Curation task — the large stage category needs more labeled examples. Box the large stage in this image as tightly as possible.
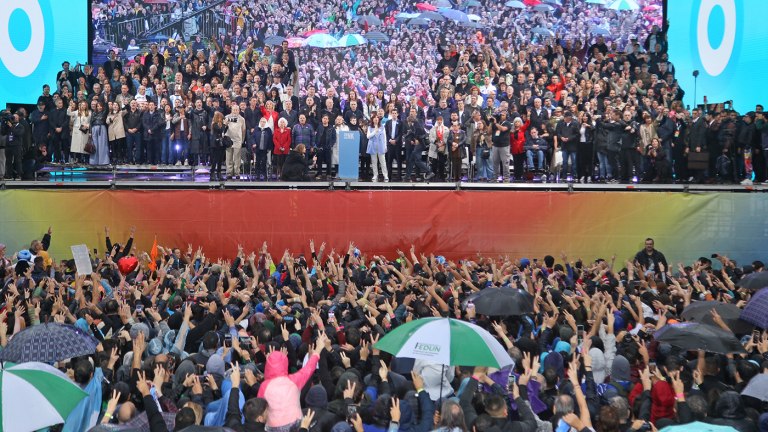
[5,164,768,193]
[1,187,766,265]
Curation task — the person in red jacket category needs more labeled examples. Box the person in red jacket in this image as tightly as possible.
[273,118,292,179]
[510,114,530,181]
[546,75,566,102]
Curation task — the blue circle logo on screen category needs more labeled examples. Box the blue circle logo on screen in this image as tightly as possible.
[695,0,737,77]
[0,0,53,78]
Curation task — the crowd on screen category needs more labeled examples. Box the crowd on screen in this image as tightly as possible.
[2,229,768,432]
[2,0,767,184]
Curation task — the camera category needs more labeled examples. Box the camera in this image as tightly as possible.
[0,111,12,135]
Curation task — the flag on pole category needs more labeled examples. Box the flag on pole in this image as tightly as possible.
[149,236,158,272]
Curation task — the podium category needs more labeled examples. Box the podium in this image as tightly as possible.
[338,130,360,180]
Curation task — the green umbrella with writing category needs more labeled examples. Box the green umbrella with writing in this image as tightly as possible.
[374,317,512,368]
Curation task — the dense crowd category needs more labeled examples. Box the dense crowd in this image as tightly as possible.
[3,0,767,184]
[1,229,768,432]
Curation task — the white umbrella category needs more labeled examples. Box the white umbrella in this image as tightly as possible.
[467,14,481,21]
[1,362,87,432]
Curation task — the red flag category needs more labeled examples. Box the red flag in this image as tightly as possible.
[149,236,158,272]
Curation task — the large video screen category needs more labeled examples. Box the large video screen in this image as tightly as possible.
[668,0,768,112]
[0,0,89,105]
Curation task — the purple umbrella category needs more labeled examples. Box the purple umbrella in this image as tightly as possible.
[741,288,768,329]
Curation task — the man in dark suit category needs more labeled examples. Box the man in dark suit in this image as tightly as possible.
[455,100,472,128]
[385,107,404,180]
[529,98,550,132]
[141,101,163,165]
[555,111,581,180]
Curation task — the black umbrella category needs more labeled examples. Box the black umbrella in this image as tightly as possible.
[653,322,746,354]
[736,272,768,291]
[0,323,99,364]
[680,301,753,334]
[467,288,534,316]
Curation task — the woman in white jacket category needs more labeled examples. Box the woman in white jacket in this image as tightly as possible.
[366,115,388,182]
[333,115,348,168]
[68,100,91,164]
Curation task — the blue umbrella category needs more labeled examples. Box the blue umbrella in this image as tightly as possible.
[607,0,639,11]
[533,4,554,12]
[263,35,286,46]
[306,33,338,48]
[439,8,470,23]
[357,14,382,25]
[505,0,526,7]
[407,18,431,26]
[420,11,446,21]
[337,34,367,47]
[395,12,420,20]
[0,323,99,364]
[531,26,554,37]
[590,26,611,36]
[659,422,737,432]
[435,0,453,7]
[741,288,768,329]
[586,0,606,4]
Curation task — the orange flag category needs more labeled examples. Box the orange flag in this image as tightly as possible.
[149,236,158,272]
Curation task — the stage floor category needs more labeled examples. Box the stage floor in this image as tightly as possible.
[2,164,765,192]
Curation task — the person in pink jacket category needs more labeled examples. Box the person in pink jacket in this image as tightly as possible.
[257,332,328,431]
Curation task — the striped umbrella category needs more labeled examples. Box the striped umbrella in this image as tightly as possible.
[607,0,639,11]
[1,362,87,432]
[336,34,367,47]
[364,31,390,43]
[374,317,513,368]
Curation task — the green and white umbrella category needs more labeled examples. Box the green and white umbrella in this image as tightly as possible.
[0,362,87,432]
[374,317,513,368]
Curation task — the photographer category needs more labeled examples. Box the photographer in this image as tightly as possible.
[489,110,511,182]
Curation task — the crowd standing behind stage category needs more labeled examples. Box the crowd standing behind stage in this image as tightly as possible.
[1,0,767,184]
[1,230,768,432]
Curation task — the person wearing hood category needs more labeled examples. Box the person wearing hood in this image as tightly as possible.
[302,384,338,432]
[258,332,327,430]
[708,391,757,432]
[226,366,269,432]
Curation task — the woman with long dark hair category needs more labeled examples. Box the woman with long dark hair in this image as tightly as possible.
[210,111,227,181]
[89,100,110,165]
